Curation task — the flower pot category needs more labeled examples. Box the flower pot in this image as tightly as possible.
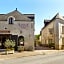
[17,46,24,52]
[6,49,14,54]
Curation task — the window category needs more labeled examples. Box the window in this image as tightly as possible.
[18,36,24,46]
[62,26,64,34]
[62,37,64,49]
[48,39,53,43]
[8,16,15,24]
[49,28,53,34]
[62,37,64,45]
[9,17,14,24]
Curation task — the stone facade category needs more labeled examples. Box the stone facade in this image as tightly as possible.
[41,13,64,50]
[0,9,35,50]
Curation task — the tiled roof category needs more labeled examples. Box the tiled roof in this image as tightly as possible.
[0,14,6,21]
[44,20,50,26]
[41,13,63,31]
[0,9,32,21]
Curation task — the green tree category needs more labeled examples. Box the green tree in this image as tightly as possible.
[35,34,40,40]
[34,34,41,46]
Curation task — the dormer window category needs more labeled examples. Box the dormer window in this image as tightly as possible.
[9,17,13,24]
[8,16,15,24]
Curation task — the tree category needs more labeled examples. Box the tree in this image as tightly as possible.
[34,34,41,46]
[35,34,40,40]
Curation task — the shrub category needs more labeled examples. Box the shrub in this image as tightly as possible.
[35,40,42,46]
[48,43,55,49]
[17,46,24,52]
[4,39,15,50]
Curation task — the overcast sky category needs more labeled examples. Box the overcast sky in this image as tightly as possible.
[0,0,64,34]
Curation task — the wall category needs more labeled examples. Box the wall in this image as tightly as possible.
[0,20,34,50]
[41,21,54,45]
[51,18,64,49]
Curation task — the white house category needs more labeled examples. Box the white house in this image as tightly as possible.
[41,13,64,49]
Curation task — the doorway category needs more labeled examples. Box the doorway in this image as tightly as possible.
[18,36,24,46]
[0,34,11,49]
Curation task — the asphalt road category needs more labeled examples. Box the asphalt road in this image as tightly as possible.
[0,52,64,64]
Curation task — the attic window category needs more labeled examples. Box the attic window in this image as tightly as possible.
[8,16,15,24]
[9,17,14,24]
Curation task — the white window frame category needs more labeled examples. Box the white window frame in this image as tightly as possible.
[7,16,15,24]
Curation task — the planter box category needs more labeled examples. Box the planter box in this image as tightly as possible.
[6,50,14,54]
[17,46,24,52]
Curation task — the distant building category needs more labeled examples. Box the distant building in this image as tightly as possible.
[41,13,64,49]
[0,8,35,50]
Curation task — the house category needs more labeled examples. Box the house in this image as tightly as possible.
[41,13,64,50]
[0,8,35,51]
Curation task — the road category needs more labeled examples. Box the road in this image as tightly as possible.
[0,52,64,64]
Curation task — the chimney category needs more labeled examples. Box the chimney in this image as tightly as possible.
[16,8,17,11]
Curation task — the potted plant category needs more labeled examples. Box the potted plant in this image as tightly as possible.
[4,39,15,54]
[18,38,24,52]
[17,46,24,52]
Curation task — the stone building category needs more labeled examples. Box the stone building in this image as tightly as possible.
[0,8,35,50]
[41,13,64,49]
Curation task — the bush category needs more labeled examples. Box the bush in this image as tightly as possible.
[17,46,24,52]
[48,43,55,49]
[35,40,42,46]
[38,41,42,46]
[4,39,15,50]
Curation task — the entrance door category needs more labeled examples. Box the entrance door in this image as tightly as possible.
[18,36,24,46]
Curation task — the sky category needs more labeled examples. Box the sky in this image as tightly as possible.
[0,0,64,34]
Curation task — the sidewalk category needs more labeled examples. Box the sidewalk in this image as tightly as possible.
[0,50,64,60]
